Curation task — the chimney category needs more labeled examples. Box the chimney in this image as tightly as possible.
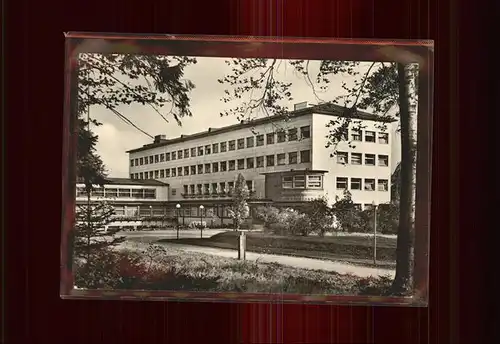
[153,134,167,144]
[208,128,212,132]
[294,101,309,111]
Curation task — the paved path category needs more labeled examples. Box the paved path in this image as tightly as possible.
[119,241,395,278]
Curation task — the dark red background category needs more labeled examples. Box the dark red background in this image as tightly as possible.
[3,0,492,343]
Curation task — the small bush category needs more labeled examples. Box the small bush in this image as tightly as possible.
[189,221,207,229]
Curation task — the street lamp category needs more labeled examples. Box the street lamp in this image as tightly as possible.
[372,201,378,265]
[199,205,204,238]
[149,205,153,231]
[176,203,181,239]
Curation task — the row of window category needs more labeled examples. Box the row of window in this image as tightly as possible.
[336,177,389,192]
[281,175,324,189]
[76,187,157,199]
[336,152,389,167]
[111,205,238,218]
[181,180,254,196]
[130,126,312,167]
[130,150,312,180]
[350,130,389,144]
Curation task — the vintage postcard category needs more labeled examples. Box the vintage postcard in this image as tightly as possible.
[61,33,433,306]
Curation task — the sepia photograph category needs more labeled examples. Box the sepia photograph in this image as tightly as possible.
[61,34,432,305]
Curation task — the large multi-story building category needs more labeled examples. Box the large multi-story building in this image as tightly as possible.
[124,102,398,226]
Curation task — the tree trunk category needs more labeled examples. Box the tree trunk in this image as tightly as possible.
[391,63,417,295]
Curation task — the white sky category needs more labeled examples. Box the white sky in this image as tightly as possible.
[89,58,401,177]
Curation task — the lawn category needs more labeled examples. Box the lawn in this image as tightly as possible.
[157,231,397,266]
[74,244,393,296]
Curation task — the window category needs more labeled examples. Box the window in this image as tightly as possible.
[246,157,254,169]
[351,178,362,190]
[336,177,350,189]
[266,155,275,167]
[197,184,203,194]
[220,142,227,152]
[132,189,143,198]
[139,157,144,165]
[130,159,134,167]
[365,131,376,142]
[165,153,170,161]
[212,143,219,153]
[266,133,274,144]
[171,189,177,196]
[149,171,154,179]
[159,154,164,162]
[205,163,211,173]
[256,156,264,167]
[228,160,236,171]
[365,154,376,166]
[160,169,165,178]
[246,180,253,191]
[256,134,264,146]
[378,132,389,144]
[204,184,210,195]
[228,182,234,192]
[165,169,171,178]
[205,145,211,155]
[351,153,362,165]
[144,189,156,199]
[282,176,293,188]
[220,161,227,171]
[144,157,149,165]
[378,155,389,167]
[289,152,298,164]
[114,206,125,216]
[237,138,245,149]
[190,165,196,175]
[219,182,226,193]
[352,130,362,141]
[154,170,159,179]
[293,175,306,188]
[182,185,188,195]
[130,173,135,179]
[76,187,88,197]
[246,137,254,148]
[337,152,348,164]
[171,152,177,160]
[197,164,203,174]
[198,146,204,156]
[191,147,196,157]
[139,172,144,179]
[307,175,323,188]
[237,159,245,170]
[211,183,218,193]
[149,156,154,164]
[155,154,159,163]
[288,128,298,141]
[171,168,176,177]
[378,179,389,191]
[184,149,190,158]
[300,125,311,139]
[189,185,195,194]
[277,153,286,165]
[300,150,311,163]
[228,140,236,151]
[177,150,183,159]
[212,162,219,173]
[277,131,286,143]
[184,166,190,176]
[364,178,376,191]
[177,167,183,176]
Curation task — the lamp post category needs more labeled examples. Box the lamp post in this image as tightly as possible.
[372,201,378,265]
[149,205,153,231]
[199,205,205,238]
[176,203,181,239]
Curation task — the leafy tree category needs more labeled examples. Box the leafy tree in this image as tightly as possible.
[220,58,418,295]
[255,205,281,230]
[228,174,250,230]
[302,197,335,236]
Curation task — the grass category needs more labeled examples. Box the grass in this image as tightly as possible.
[157,231,397,267]
[76,244,394,296]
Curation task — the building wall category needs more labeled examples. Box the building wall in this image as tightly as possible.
[311,113,393,208]
[129,114,314,202]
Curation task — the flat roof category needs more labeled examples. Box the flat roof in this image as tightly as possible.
[260,169,329,175]
[126,103,397,154]
[103,178,169,187]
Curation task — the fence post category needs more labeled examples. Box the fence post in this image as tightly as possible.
[238,231,246,260]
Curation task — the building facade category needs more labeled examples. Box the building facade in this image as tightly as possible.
[125,103,397,226]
